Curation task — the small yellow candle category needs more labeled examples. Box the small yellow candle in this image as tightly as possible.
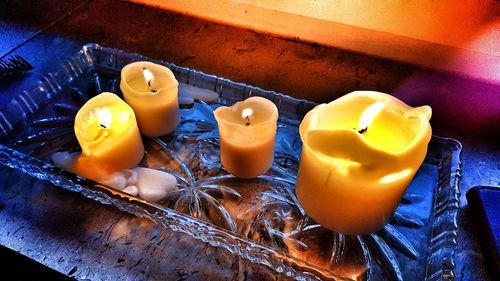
[120,61,180,137]
[214,97,278,178]
[73,92,144,180]
[296,91,432,234]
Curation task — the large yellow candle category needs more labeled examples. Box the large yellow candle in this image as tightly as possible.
[214,97,278,178]
[73,92,144,180]
[120,61,180,137]
[296,91,432,234]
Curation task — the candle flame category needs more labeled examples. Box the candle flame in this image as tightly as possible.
[241,108,253,125]
[358,101,384,132]
[143,67,155,91]
[97,108,112,129]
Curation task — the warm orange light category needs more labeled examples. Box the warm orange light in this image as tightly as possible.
[131,0,498,82]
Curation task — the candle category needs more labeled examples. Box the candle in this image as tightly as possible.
[214,96,278,178]
[296,91,432,234]
[120,61,180,137]
[73,92,144,180]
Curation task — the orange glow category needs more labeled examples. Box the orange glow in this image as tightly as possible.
[130,0,499,83]
[236,1,495,46]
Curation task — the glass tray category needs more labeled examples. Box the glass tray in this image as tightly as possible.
[0,44,462,281]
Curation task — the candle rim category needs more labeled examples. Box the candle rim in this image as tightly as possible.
[120,61,179,96]
[75,92,139,145]
[300,91,432,157]
[305,128,400,165]
[214,96,279,128]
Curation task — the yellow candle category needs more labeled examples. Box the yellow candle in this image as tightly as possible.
[214,97,278,178]
[73,92,144,180]
[296,91,432,234]
[120,61,180,137]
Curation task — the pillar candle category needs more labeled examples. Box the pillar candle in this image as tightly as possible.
[73,92,144,180]
[214,96,278,178]
[120,61,180,137]
[296,91,432,234]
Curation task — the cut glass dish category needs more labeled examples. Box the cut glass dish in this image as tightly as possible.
[0,44,462,281]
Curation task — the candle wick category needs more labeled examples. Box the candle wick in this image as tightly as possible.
[94,124,109,140]
[357,127,368,134]
[241,108,253,126]
[147,80,158,93]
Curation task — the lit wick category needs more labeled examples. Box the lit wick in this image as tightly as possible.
[95,108,112,139]
[97,108,112,129]
[143,67,157,93]
[241,108,253,126]
[356,101,384,135]
[357,127,368,134]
